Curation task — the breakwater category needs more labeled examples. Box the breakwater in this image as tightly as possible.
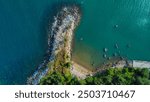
[27,6,81,85]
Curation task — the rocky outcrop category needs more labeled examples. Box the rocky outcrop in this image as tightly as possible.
[27,6,81,85]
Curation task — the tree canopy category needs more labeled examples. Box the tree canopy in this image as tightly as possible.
[40,68,150,85]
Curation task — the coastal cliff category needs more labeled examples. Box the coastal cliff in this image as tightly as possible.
[27,6,81,85]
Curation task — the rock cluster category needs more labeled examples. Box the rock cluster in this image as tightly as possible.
[27,6,81,85]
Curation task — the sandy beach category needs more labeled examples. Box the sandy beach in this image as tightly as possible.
[71,61,93,79]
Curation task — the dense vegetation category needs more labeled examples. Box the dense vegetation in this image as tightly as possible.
[40,35,150,85]
[40,71,80,85]
[40,68,150,85]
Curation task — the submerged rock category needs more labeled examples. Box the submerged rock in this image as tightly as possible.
[80,37,83,41]
[115,43,119,49]
[103,54,107,58]
[107,57,111,60]
[114,24,119,28]
[126,44,131,48]
[113,53,117,57]
[103,48,108,52]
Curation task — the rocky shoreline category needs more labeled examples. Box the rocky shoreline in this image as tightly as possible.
[27,6,81,85]
[27,5,150,85]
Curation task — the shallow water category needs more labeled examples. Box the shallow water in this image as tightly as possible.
[73,0,150,69]
[0,0,150,84]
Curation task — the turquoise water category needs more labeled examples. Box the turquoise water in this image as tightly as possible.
[0,0,81,84]
[0,0,53,84]
[73,0,150,69]
[0,0,63,84]
[0,0,150,84]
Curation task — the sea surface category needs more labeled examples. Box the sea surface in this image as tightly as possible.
[0,0,59,84]
[0,0,150,84]
[73,0,150,69]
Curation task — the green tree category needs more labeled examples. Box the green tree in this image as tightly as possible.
[69,77,80,85]
[102,75,113,85]
[40,71,65,85]
[85,77,94,85]
[141,68,149,78]
[93,77,102,85]
[135,76,150,85]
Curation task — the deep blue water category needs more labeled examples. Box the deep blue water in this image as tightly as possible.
[0,0,55,84]
[1,0,150,84]
[0,0,81,85]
